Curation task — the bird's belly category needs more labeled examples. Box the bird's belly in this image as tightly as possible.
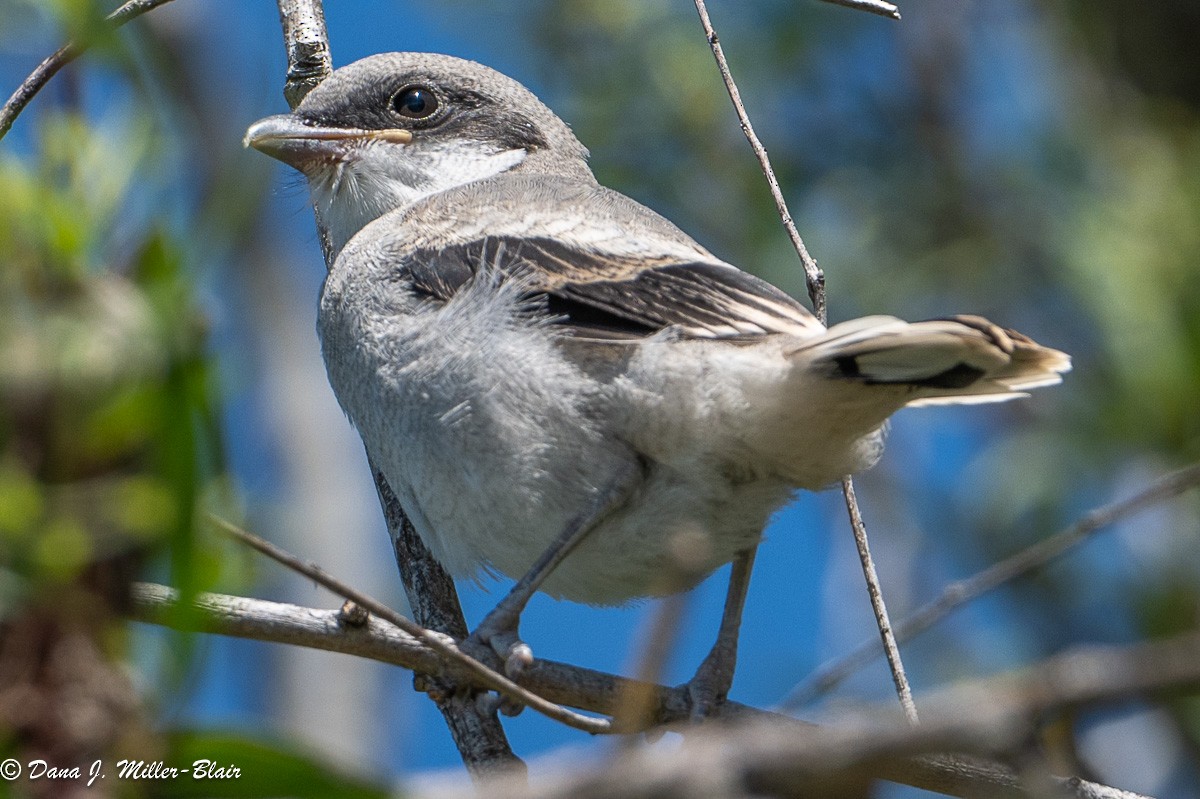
[361,355,794,604]
[319,283,881,606]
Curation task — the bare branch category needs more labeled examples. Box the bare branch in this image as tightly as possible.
[128,582,691,724]
[692,0,915,720]
[0,0,177,141]
[691,0,826,321]
[129,581,1174,798]
[371,464,524,776]
[425,631,1196,799]
[211,516,615,735]
[276,0,333,109]
[817,0,901,21]
[785,462,1200,708]
[841,476,919,724]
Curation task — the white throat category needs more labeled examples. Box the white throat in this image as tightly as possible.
[309,139,527,259]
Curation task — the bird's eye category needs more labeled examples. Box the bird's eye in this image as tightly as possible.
[392,86,439,119]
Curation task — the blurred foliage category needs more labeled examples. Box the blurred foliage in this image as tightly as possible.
[1,5,262,796]
[0,108,219,799]
[0,1,391,792]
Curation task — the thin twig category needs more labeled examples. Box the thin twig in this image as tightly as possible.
[842,476,919,724]
[784,462,1200,709]
[691,0,826,321]
[209,516,615,735]
[693,0,917,720]
[0,0,177,141]
[817,0,901,21]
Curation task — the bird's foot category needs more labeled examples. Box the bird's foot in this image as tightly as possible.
[465,603,534,679]
[683,639,737,721]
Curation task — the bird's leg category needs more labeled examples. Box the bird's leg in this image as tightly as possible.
[467,467,636,678]
[684,546,758,720]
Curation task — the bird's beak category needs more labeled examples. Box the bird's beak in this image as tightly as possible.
[244,114,413,169]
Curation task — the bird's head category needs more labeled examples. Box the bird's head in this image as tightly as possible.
[246,52,593,256]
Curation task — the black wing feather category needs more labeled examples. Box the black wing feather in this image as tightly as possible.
[400,236,815,340]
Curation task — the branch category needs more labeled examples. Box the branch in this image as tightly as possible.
[691,0,825,319]
[129,581,1176,798]
[785,463,1200,708]
[276,0,332,108]
[211,516,613,735]
[841,476,919,724]
[370,462,526,775]
[129,582,697,725]
[692,0,915,720]
[430,631,1198,799]
[0,0,177,141]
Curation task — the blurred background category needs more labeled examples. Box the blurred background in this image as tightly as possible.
[1,0,1198,796]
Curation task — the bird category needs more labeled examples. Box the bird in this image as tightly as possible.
[246,51,1069,713]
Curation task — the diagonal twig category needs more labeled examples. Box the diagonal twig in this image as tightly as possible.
[209,515,616,735]
[818,0,901,21]
[691,0,826,320]
[783,462,1200,709]
[841,476,919,724]
[692,0,917,722]
[0,0,178,141]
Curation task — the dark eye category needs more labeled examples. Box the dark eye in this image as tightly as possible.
[392,86,439,119]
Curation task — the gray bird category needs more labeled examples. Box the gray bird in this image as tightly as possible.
[246,52,1069,712]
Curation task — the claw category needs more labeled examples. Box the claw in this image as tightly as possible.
[474,690,526,717]
[497,635,534,678]
[466,606,535,679]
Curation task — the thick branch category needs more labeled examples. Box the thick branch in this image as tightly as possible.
[372,464,527,778]
[0,0,177,141]
[129,582,695,724]
[432,630,1196,799]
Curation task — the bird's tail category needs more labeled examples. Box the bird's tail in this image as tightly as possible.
[789,314,1071,407]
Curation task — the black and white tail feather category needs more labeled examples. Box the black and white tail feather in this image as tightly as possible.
[795,314,1071,407]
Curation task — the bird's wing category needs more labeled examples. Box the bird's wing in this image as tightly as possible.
[398,235,821,341]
